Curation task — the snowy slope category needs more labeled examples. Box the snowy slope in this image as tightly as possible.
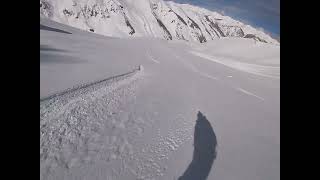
[41,18,279,180]
[40,0,279,44]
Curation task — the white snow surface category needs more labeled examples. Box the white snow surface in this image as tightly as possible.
[40,0,279,44]
[40,18,279,180]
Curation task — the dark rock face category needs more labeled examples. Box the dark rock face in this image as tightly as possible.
[204,15,225,37]
[221,25,245,37]
[63,9,74,16]
[174,11,187,26]
[188,17,206,43]
[155,18,173,40]
[124,14,135,35]
[244,34,267,43]
[40,0,53,17]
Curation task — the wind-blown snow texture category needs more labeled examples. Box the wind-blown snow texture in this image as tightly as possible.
[40,18,279,180]
[40,0,279,44]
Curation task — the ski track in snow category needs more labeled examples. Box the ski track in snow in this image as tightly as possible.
[146,51,160,64]
[198,72,219,80]
[40,64,195,180]
[189,51,280,79]
[125,114,195,180]
[236,88,265,101]
[172,53,197,73]
[171,50,266,102]
[172,52,219,81]
[40,66,145,179]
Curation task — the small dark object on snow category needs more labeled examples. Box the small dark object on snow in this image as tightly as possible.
[89,29,94,32]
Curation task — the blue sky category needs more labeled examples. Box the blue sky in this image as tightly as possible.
[167,0,280,39]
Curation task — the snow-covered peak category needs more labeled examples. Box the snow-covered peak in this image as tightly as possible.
[40,0,279,44]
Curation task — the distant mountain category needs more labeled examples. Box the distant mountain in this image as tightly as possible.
[40,0,279,44]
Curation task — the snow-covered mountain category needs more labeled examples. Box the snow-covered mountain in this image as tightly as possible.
[40,0,279,44]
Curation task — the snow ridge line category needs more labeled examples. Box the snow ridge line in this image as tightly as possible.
[40,65,143,102]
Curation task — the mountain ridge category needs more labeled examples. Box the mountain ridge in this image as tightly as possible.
[40,0,279,44]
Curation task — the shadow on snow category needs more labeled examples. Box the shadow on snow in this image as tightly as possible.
[40,24,72,34]
[178,111,217,180]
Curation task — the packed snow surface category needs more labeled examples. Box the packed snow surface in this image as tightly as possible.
[40,18,279,180]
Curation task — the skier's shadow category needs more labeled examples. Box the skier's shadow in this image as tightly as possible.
[178,111,217,180]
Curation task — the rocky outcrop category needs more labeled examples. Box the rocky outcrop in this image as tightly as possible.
[40,0,276,44]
